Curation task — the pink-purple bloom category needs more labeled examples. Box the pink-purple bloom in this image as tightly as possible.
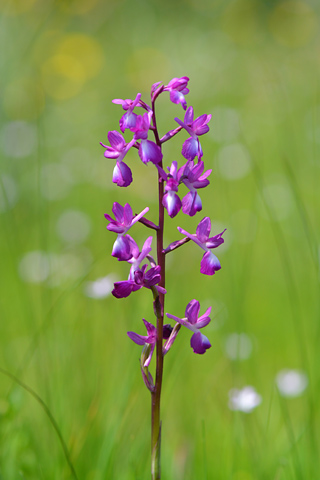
[112,93,142,132]
[178,217,226,275]
[162,161,182,218]
[178,160,211,216]
[112,264,165,299]
[130,112,162,165]
[100,131,136,187]
[104,202,149,261]
[127,320,173,367]
[166,299,212,354]
[164,77,190,110]
[175,106,211,160]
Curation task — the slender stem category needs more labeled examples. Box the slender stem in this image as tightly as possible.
[151,98,165,480]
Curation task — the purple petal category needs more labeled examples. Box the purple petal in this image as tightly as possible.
[200,251,221,275]
[181,137,199,161]
[196,308,211,329]
[120,112,138,133]
[113,161,133,187]
[182,191,202,216]
[163,191,182,218]
[108,131,125,151]
[206,229,226,248]
[185,299,201,325]
[127,331,148,345]
[123,203,133,226]
[142,318,157,340]
[190,331,211,354]
[139,140,162,164]
[112,202,124,223]
[170,90,187,110]
[112,235,132,261]
[126,234,140,258]
[112,280,140,298]
[184,106,194,125]
[196,217,211,243]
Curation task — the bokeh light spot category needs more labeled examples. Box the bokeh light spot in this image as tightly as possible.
[225,333,253,361]
[56,210,91,245]
[55,34,104,79]
[40,163,73,201]
[268,1,317,48]
[221,0,262,46]
[0,175,18,213]
[276,369,308,397]
[0,121,38,158]
[41,54,86,100]
[19,251,50,284]
[217,143,251,180]
[210,107,240,143]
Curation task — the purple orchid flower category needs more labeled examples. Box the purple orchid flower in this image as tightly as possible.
[178,160,211,216]
[164,77,190,110]
[178,217,226,275]
[175,106,211,161]
[100,131,136,187]
[112,93,142,132]
[112,236,166,298]
[130,112,162,165]
[112,264,166,299]
[166,299,212,354]
[104,202,149,261]
[162,161,182,218]
[127,320,173,367]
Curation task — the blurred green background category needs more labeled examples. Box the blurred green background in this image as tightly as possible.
[1,0,319,478]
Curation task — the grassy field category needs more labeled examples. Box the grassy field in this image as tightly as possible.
[1,0,319,478]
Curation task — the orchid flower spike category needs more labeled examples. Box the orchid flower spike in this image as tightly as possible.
[166,299,212,354]
[178,217,226,275]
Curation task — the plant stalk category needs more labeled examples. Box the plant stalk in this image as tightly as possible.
[151,99,165,480]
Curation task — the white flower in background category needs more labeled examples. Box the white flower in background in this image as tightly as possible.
[228,386,262,413]
[84,275,118,299]
[225,333,253,361]
[276,369,308,398]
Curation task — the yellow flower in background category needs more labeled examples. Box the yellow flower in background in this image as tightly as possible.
[40,33,104,100]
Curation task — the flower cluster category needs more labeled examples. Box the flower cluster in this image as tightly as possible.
[101,76,226,387]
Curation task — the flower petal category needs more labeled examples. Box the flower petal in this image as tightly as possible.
[112,235,132,261]
[127,331,148,345]
[108,130,125,150]
[112,280,140,298]
[185,299,201,325]
[181,137,199,161]
[163,191,182,218]
[190,331,211,354]
[200,251,221,275]
[139,140,162,164]
[196,217,211,244]
[113,161,133,187]
[182,191,202,216]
